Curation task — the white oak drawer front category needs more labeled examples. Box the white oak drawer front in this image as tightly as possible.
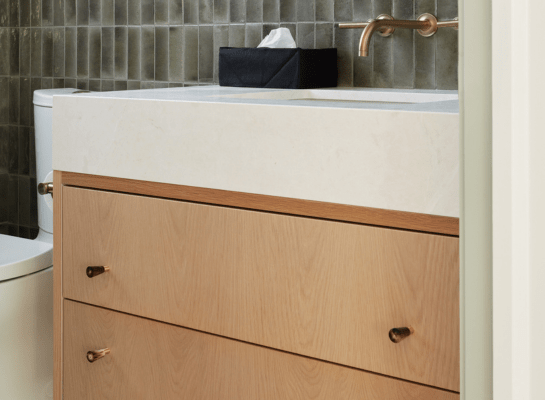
[62,186,459,391]
[63,300,459,400]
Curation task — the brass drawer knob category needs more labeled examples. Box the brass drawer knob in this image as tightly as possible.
[87,348,110,363]
[389,327,414,343]
[86,266,110,278]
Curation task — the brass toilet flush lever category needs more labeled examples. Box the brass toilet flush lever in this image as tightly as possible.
[339,14,459,57]
[38,182,53,197]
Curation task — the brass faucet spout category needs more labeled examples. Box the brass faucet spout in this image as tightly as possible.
[339,13,457,57]
[359,18,430,57]
[358,20,381,57]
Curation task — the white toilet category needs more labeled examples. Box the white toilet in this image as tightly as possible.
[0,88,80,399]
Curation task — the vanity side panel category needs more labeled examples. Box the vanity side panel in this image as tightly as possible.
[53,170,64,400]
[63,300,459,400]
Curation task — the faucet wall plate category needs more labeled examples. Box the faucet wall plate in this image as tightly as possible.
[417,13,439,37]
[376,14,395,37]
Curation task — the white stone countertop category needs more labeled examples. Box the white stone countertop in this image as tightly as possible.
[53,85,459,218]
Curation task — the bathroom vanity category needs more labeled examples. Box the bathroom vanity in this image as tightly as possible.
[52,87,460,399]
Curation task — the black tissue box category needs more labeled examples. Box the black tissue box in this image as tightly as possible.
[219,47,337,89]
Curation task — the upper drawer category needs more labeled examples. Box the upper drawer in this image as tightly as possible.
[62,186,459,391]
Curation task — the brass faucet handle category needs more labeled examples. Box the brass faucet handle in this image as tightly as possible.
[87,348,111,363]
[86,266,110,278]
[388,327,414,343]
[338,22,369,29]
[438,17,459,30]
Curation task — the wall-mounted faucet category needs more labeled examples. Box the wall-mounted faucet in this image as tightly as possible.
[339,13,459,57]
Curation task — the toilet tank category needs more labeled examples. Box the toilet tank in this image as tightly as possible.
[33,89,81,234]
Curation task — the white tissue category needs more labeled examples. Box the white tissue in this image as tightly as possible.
[257,28,297,48]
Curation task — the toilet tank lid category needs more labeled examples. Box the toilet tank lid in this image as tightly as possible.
[0,234,53,282]
[33,88,83,108]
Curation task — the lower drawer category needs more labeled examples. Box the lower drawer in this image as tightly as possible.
[63,300,458,400]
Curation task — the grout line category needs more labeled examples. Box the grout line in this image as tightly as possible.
[167,0,170,83]
[85,0,88,85]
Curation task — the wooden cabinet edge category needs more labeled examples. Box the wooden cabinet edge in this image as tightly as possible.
[58,171,459,236]
[53,171,64,400]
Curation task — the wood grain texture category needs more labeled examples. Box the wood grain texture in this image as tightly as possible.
[63,300,459,400]
[61,172,459,236]
[62,186,460,390]
[53,171,63,400]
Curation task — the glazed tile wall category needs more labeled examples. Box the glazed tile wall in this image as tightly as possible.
[0,0,458,238]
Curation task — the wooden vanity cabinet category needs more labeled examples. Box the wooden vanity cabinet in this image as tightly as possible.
[53,172,460,400]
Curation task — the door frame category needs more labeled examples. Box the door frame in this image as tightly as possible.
[462,0,545,398]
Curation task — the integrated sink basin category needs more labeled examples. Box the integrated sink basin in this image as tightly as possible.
[217,88,459,105]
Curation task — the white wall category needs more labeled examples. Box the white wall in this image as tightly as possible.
[460,0,493,398]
